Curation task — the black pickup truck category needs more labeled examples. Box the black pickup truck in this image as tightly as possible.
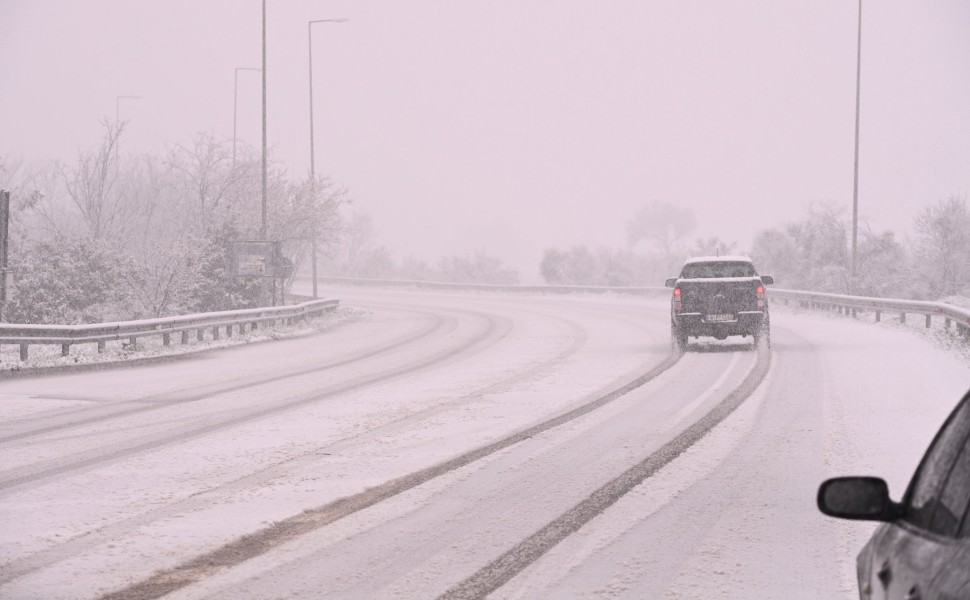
[664,256,774,351]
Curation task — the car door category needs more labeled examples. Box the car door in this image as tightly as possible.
[860,396,970,600]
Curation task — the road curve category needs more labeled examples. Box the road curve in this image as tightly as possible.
[0,288,672,598]
[3,287,962,599]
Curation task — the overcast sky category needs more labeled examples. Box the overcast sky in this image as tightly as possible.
[1,1,968,277]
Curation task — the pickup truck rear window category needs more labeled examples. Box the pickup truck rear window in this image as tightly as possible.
[681,262,756,279]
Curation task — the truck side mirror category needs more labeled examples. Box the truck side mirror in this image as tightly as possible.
[664,278,677,288]
[760,275,774,285]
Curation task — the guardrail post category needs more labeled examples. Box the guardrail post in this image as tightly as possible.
[97,341,105,353]
[61,343,69,357]
[875,310,881,323]
[226,324,233,337]
[213,327,220,341]
[20,343,27,361]
[197,328,204,341]
[925,314,931,329]
[181,331,189,344]
[129,336,137,348]
[900,312,906,324]
[163,333,171,346]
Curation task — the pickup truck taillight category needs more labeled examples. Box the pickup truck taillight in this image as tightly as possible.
[756,285,765,310]
[673,287,683,313]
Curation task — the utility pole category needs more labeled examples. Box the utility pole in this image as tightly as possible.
[0,190,10,322]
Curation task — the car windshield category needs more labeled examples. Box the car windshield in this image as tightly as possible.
[680,262,756,279]
[3,4,969,600]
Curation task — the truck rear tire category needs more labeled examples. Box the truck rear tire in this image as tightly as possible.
[753,320,770,349]
[672,322,688,352]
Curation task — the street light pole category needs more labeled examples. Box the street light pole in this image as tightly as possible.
[233,67,261,166]
[261,0,268,241]
[308,18,347,299]
[850,0,863,293]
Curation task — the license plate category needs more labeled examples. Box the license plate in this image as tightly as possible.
[706,314,735,322]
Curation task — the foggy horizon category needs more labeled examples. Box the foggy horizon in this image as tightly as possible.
[2,0,969,279]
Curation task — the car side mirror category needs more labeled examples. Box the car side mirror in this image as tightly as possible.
[664,278,677,288]
[760,275,774,285]
[817,477,901,522]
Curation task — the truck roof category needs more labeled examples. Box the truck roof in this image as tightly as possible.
[682,255,753,265]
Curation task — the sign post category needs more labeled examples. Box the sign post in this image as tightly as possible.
[228,240,290,307]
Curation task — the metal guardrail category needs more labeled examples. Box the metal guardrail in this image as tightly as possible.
[15,275,959,364]
[769,288,970,336]
[0,298,340,361]
[313,276,970,338]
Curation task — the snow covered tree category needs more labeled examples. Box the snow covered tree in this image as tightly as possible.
[913,196,970,297]
[540,246,597,284]
[853,227,914,298]
[437,251,519,285]
[5,235,130,324]
[539,246,656,286]
[750,203,849,293]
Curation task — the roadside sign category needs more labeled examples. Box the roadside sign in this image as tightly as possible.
[229,240,280,278]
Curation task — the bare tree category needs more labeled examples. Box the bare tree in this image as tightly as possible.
[61,120,138,240]
[168,133,257,234]
[268,174,347,295]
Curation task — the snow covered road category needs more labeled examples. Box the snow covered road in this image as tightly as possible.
[0,287,967,599]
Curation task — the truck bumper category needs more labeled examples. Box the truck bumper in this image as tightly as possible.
[674,311,766,338]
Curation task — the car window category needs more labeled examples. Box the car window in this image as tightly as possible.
[680,262,755,279]
[906,398,970,537]
[931,437,970,537]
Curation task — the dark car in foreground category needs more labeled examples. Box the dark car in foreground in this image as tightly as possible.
[664,255,774,351]
[818,388,970,599]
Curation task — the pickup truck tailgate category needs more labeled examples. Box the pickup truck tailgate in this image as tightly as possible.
[677,278,761,315]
